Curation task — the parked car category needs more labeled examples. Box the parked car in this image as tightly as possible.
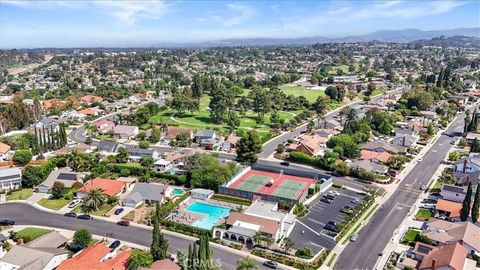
[351,198,361,204]
[0,220,15,226]
[68,199,82,209]
[417,158,423,162]
[320,198,332,204]
[109,240,121,250]
[263,260,278,269]
[114,208,124,215]
[280,161,290,166]
[325,194,335,200]
[420,184,427,190]
[350,233,358,242]
[67,243,83,252]
[324,223,338,232]
[64,212,77,218]
[77,214,92,220]
[116,220,130,227]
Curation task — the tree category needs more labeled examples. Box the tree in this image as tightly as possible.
[448,151,461,162]
[250,87,272,122]
[276,144,285,154]
[325,86,338,100]
[150,128,161,143]
[312,96,330,114]
[326,134,360,158]
[139,141,150,149]
[472,184,479,223]
[151,203,168,260]
[236,130,262,163]
[127,249,153,270]
[73,229,92,248]
[116,147,128,163]
[468,109,478,132]
[140,157,154,167]
[307,120,315,132]
[83,188,106,211]
[226,111,240,131]
[22,165,43,187]
[209,81,235,123]
[51,181,66,199]
[12,149,32,165]
[236,257,258,270]
[188,154,238,190]
[460,182,472,221]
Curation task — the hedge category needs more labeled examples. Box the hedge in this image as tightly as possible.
[107,163,146,176]
[161,219,212,238]
[211,194,252,206]
[151,171,186,185]
[252,248,330,269]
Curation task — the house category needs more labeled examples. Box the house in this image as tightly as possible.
[164,126,193,142]
[295,134,328,156]
[154,159,172,172]
[76,178,126,198]
[422,218,480,255]
[126,146,160,161]
[138,259,181,270]
[191,188,214,200]
[112,125,139,139]
[35,117,60,132]
[27,231,68,249]
[440,184,476,203]
[363,141,406,154]
[392,129,419,147]
[60,110,87,121]
[56,143,92,155]
[435,199,462,222]
[122,183,169,208]
[79,95,103,104]
[94,119,115,134]
[0,142,12,161]
[78,107,103,117]
[350,159,389,175]
[418,242,468,270]
[37,167,81,193]
[465,132,480,144]
[97,140,124,155]
[57,243,130,270]
[313,128,340,138]
[360,149,392,164]
[195,130,216,142]
[453,156,480,174]
[222,134,241,152]
[0,167,22,191]
[318,119,342,130]
[0,245,69,270]
[243,200,296,237]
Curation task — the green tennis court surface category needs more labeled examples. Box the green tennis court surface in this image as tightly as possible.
[237,174,271,192]
[273,180,306,199]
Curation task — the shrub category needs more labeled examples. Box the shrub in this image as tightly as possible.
[13,149,33,165]
[211,194,252,206]
[295,247,314,259]
[73,229,92,248]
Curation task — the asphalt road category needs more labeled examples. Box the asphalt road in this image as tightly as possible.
[334,113,465,270]
[0,203,280,270]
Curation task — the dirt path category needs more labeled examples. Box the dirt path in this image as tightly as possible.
[8,54,54,76]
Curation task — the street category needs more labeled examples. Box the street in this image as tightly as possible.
[0,203,281,270]
[334,112,465,270]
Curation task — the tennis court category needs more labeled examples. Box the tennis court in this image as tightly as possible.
[236,174,271,192]
[273,180,307,200]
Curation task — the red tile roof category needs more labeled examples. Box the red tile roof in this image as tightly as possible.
[418,242,467,270]
[57,243,130,270]
[436,199,462,218]
[77,178,125,196]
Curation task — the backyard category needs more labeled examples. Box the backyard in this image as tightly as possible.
[6,188,33,201]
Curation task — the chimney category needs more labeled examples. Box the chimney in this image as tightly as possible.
[431,259,437,270]
[463,159,467,174]
[402,136,406,147]
[459,239,464,245]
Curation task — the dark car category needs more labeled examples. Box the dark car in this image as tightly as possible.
[116,220,130,227]
[77,214,92,220]
[109,240,121,250]
[64,212,77,218]
[263,260,278,269]
[67,243,84,253]
[320,198,332,204]
[324,223,338,232]
[280,161,290,166]
[0,220,15,226]
[114,208,124,215]
[325,194,335,200]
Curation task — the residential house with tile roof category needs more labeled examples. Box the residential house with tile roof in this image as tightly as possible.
[57,243,130,270]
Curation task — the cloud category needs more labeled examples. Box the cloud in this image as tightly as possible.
[211,3,256,27]
[1,0,168,24]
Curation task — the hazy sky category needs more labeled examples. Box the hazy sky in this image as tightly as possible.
[1,0,479,48]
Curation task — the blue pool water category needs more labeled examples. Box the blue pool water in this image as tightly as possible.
[173,188,185,196]
[185,202,230,230]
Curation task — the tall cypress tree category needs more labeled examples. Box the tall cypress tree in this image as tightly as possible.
[472,184,480,223]
[460,182,472,221]
[187,244,193,270]
[468,109,478,132]
[42,127,48,150]
[191,242,197,270]
[150,216,162,260]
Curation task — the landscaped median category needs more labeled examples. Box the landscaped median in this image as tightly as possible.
[252,247,330,269]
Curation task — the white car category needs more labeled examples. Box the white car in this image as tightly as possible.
[68,199,82,209]
[417,158,423,162]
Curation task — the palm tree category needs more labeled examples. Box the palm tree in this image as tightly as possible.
[83,188,106,211]
[236,257,258,270]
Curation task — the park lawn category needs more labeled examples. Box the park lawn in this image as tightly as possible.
[279,85,325,103]
[6,188,33,201]
[416,209,432,219]
[402,229,420,245]
[38,198,71,210]
[14,227,51,243]
[328,65,350,75]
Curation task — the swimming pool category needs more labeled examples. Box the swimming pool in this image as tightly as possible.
[185,202,230,230]
[173,188,185,196]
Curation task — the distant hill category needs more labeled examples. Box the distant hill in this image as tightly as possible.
[410,35,480,48]
[152,27,480,48]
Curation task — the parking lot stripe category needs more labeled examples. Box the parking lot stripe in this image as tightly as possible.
[296,220,323,236]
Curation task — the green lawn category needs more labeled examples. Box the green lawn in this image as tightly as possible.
[328,65,350,75]
[13,227,50,243]
[6,189,33,201]
[149,95,297,135]
[123,210,135,221]
[416,209,432,219]
[402,229,420,245]
[37,198,71,210]
[74,204,114,217]
[279,85,325,103]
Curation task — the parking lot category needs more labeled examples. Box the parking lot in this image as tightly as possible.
[289,187,366,253]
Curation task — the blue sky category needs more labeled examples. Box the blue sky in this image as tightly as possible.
[1,0,478,48]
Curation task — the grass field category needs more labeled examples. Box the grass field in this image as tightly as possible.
[149,96,298,136]
[13,227,50,243]
[416,209,432,219]
[7,189,33,201]
[38,198,71,210]
[279,85,325,102]
[401,229,420,245]
[74,203,114,217]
